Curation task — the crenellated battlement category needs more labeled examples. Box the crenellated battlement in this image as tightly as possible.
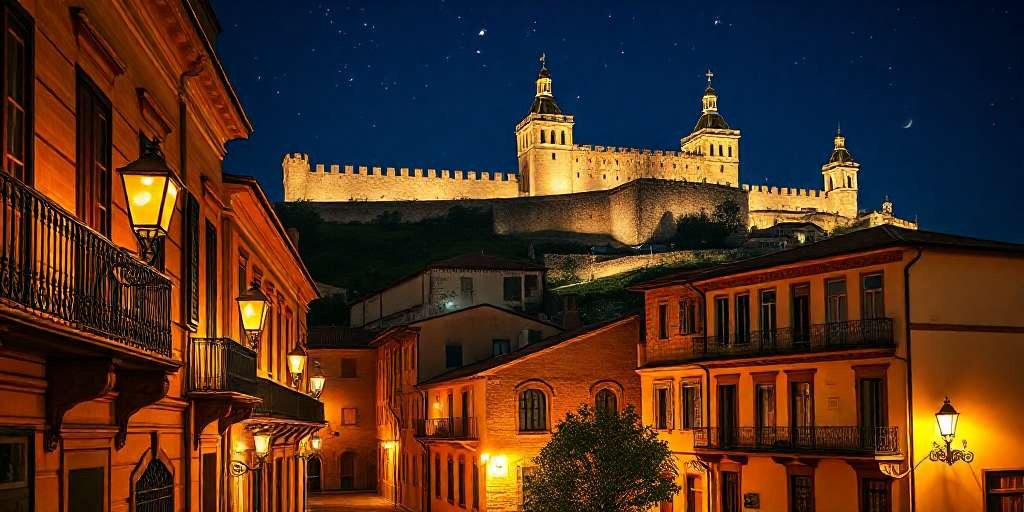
[305,163,518,182]
[573,144,703,159]
[742,183,824,198]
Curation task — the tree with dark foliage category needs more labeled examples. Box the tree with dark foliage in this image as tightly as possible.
[674,199,744,249]
[523,405,679,512]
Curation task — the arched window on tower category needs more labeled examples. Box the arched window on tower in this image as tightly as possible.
[550,130,556,144]
[710,144,715,156]
[719,144,723,156]
[728,145,733,157]
[829,177,834,191]
[847,176,852,188]
[540,130,546,144]
[561,131,566,145]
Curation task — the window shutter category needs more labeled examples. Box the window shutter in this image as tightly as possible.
[182,193,200,330]
[695,384,703,427]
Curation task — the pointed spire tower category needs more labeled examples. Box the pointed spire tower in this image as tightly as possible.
[821,124,860,218]
[680,69,742,186]
[516,54,575,196]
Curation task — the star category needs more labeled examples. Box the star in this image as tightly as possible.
[478,28,486,37]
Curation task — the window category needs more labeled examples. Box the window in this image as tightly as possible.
[679,300,697,334]
[658,303,668,339]
[528,329,542,344]
[434,455,441,498]
[709,144,714,156]
[503,276,523,302]
[791,284,811,344]
[654,382,673,430]
[847,176,852,188]
[540,130,546,143]
[985,470,1024,511]
[183,193,201,330]
[134,459,174,512]
[714,297,729,344]
[681,381,701,429]
[458,457,466,506]
[445,344,463,369]
[862,274,884,319]
[734,294,750,344]
[204,221,217,336]
[492,338,511,356]
[524,274,540,298]
[447,456,454,503]
[860,478,891,512]
[728,146,733,158]
[341,358,357,378]
[719,145,723,156]
[341,408,358,425]
[560,131,565,145]
[755,383,776,429]
[826,279,848,323]
[790,474,814,512]
[721,471,740,512]
[2,2,31,182]
[472,462,480,509]
[685,474,702,512]
[460,277,474,298]
[518,389,547,432]
[551,152,556,160]
[76,70,112,236]
[0,434,30,509]
[759,290,777,341]
[595,388,617,415]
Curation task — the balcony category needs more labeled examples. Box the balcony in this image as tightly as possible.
[187,338,258,396]
[693,426,900,456]
[0,172,171,356]
[645,318,894,365]
[415,417,478,440]
[253,377,325,424]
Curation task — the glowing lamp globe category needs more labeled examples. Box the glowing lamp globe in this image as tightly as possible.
[935,397,960,440]
[286,345,307,388]
[310,433,322,452]
[236,283,270,348]
[119,139,182,263]
[309,361,326,398]
[253,433,272,458]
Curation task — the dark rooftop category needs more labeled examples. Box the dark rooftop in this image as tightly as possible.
[693,111,731,131]
[307,326,377,349]
[530,95,562,115]
[631,225,1024,290]
[827,146,856,164]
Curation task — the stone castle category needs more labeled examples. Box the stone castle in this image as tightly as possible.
[283,60,915,242]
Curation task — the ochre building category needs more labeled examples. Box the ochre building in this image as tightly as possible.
[630,225,1024,512]
[0,1,323,511]
[282,62,916,234]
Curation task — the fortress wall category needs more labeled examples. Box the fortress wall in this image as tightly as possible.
[311,197,500,224]
[282,153,520,202]
[492,188,615,239]
[630,180,748,243]
[743,183,840,214]
[545,248,760,283]
[567,145,732,193]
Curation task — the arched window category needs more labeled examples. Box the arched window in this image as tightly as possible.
[540,130,546,144]
[595,389,618,415]
[719,144,723,156]
[828,177,834,190]
[550,130,556,144]
[560,131,566,145]
[847,176,852,188]
[551,153,556,160]
[728,145,733,157]
[519,389,547,432]
[710,144,714,156]
[134,459,174,511]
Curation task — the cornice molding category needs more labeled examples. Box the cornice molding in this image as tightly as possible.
[71,7,127,83]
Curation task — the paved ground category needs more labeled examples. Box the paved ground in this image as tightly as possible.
[308,492,398,511]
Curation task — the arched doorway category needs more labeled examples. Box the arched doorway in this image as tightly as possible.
[340,452,357,490]
[134,459,174,511]
[306,457,321,492]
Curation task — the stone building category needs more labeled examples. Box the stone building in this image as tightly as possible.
[282,61,916,238]
[629,225,1024,512]
[0,2,322,511]
[348,253,547,329]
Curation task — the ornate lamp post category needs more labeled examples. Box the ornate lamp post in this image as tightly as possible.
[236,282,270,349]
[119,139,182,265]
[230,432,272,477]
[308,361,326,399]
[296,433,322,462]
[929,397,974,465]
[286,344,307,389]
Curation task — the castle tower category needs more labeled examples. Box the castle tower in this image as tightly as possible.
[515,54,575,196]
[680,70,741,186]
[821,126,860,218]
[282,152,311,201]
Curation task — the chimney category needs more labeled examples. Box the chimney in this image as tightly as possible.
[561,293,581,330]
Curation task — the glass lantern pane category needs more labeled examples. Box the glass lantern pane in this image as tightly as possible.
[158,179,179,232]
[122,174,168,226]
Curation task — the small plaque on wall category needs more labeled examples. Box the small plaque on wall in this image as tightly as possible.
[828,396,841,410]
[744,493,760,509]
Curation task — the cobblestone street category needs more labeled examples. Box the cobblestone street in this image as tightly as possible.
[307,492,396,511]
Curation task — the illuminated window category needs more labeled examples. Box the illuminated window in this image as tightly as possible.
[518,389,547,432]
[341,408,358,425]
[654,382,673,430]
[861,274,884,320]
[681,381,701,429]
[2,1,32,182]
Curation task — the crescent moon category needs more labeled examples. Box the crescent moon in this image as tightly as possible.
[902,118,913,129]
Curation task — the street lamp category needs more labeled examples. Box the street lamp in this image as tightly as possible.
[230,432,272,477]
[929,397,974,465]
[236,282,270,349]
[119,139,182,265]
[296,433,322,462]
[308,361,326,399]
[286,344,307,389]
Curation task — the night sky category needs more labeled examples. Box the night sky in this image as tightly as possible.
[211,1,1022,242]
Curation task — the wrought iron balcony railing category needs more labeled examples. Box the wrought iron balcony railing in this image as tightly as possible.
[692,426,900,456]
[415,417,478,440]
[253,377,324,423]
[0,172,171,356]
[646,318,894,364]
[187,338,258,396]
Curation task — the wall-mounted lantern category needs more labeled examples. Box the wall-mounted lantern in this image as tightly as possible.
[929,397,974,466]
[236,282,270,349]
[230,432,272,477]
[119,139,182,264]
[308,360,326,399]
[286,344,308,389]
[296,433,321,462]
